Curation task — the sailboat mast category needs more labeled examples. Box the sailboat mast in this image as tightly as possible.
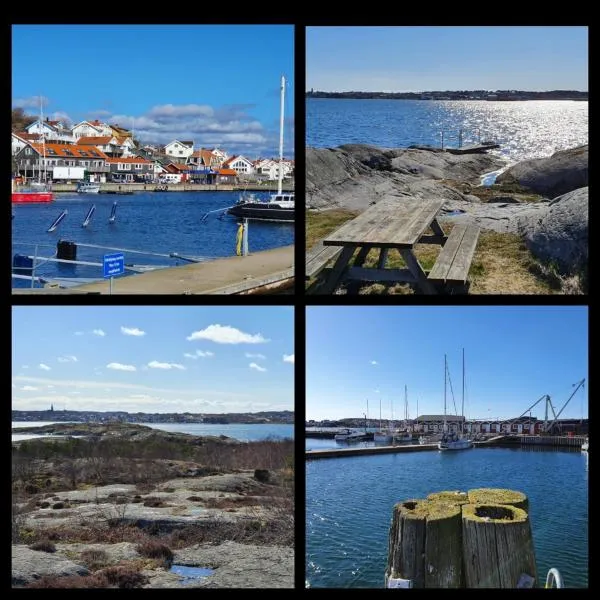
[444,354,447,432]
[40,97,46,183]
[462,348,465,435]
[278,75,285,195]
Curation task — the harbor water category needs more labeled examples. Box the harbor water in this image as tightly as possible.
[307,99,588,167]
[11,191,294,288]
[306,446,588,588]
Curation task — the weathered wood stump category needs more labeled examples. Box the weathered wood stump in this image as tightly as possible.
[462,503,537,588]
[386,499,463,588]
[467,488,529,512]
[427,491,469,505]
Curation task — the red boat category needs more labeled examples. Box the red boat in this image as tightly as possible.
[12,190,54,203]
[11,181,54,203]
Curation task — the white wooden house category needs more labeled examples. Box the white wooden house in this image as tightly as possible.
[222,155,254,176]
[165,140,194,161]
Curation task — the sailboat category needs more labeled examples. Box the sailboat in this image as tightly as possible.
[438,350,473,451]
[227,75,294,222]
[394,385,413,443]
[373,397,393,444]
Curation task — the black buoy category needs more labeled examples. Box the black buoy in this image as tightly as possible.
[57,240,77,261]
[13,254,34,274]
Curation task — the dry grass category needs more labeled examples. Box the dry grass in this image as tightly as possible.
[306,209,580,295]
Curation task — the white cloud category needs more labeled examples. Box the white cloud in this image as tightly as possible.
[106,362,136,372]
[57,355,78,363]
[370,360,378,365]
[249,362,267,372]
[22,385,38,391]
[93,329,106,337]
[183,350,215,359]
[283,354,294,364]
[187,324,269,344]
[121,326,146,337]
[39,364,51,371]
[148,361,185,370]
[245,353,266,359]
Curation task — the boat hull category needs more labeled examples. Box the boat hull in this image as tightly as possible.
[12,192,54,203]
[227,203,294,222]
[438,439,473,451]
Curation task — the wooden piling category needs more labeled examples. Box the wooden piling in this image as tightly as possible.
[467,488,529,512]
[386,499,463,588]
[462,503,537,588]
[427,491,469,505]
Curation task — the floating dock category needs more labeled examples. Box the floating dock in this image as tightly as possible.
[12,245,294,295]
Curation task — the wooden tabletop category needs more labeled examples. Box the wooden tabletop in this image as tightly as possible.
[323,198,445,249]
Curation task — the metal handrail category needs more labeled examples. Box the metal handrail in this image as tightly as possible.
[545,568,563,588]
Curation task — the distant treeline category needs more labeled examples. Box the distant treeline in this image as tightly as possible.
[306,90,588,101]
[13,409,294,425]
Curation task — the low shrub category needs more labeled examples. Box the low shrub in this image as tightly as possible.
[28,540,56,553]
[99,566,148,589]
[135,540,173,564]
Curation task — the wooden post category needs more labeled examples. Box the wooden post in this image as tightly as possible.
[462,503,537,588]
[467,488,529,512]
[427,491,469,505]
[386,499,463,588]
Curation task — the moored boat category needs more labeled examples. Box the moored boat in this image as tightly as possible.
[12,188,54,203]
[77,181,101,194]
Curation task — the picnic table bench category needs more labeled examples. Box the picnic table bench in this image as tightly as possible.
[313,198,480,294]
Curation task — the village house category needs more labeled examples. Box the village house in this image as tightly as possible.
[14,142,110,181]
[25,118,74,144]
[222,155,255,176]
[12,132,41,156]
[216,168,237,184]
[71,119,113,138]
[106,156,154,183]
[164,140,194,163]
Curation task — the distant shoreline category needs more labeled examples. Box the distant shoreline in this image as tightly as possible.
[306,91,588,101]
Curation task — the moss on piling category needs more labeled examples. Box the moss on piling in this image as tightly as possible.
[467,488,529,512]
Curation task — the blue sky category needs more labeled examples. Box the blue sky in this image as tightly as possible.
[306,26,588,92]
[12,306,294,414]
[306,306,588,422]
[12,24,294,158]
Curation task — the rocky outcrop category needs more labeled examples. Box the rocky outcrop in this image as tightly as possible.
[496,145,588,198]
[517,187,588,274]
[306,145,505,212]
[12,546,89,586]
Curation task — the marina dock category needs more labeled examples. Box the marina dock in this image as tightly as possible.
[12,245,294,295]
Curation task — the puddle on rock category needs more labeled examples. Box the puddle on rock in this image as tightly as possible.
[170,564,215,585]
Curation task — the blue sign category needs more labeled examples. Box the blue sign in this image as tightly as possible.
[103,253,124,278]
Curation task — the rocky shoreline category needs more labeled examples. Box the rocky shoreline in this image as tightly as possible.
[12,423,294,588]
[306,144,588,277]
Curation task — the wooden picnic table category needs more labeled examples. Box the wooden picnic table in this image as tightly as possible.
[319,198,479,294]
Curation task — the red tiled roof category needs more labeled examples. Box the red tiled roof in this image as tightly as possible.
[221,156,236,167]
[218,168,237,176]
[29,143,109,159]
[78,136,114,145]
[13,132,41,141]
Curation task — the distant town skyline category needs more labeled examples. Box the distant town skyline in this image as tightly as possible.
[12,306,294,414]
[12,24,294,158]
[306,306,588,422]
[306,26,588,93]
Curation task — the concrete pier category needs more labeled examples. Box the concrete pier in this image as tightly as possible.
[12,245,294,295]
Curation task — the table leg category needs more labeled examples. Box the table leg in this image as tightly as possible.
[430,218,447,242]
[377,248,389,269]
[319,246,355,294]
[400,249,437,295]
[354,245,372,267]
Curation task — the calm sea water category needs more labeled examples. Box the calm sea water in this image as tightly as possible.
[306,99,588,165]
[306,447,588,588]
[12,421,293,442]
[11,191,294,288]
